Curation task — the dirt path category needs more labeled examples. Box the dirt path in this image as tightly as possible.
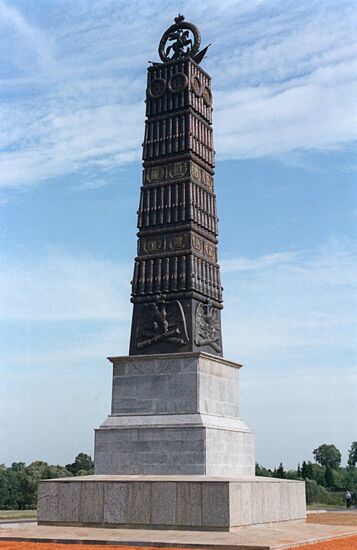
[308,512,357,527]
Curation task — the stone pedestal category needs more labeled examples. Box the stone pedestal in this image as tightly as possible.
[38,475,306,530]
[95,352,255,477]
[37,352,306,530]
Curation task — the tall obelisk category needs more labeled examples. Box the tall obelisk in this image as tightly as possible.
[129,14,223,356]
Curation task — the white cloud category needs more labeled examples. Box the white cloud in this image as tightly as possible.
[221,240,357,362]
[0,252,131,321]
[0,1,357,189]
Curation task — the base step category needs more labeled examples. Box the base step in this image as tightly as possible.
[38,474,306,531]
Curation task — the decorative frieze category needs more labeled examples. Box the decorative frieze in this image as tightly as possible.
[144,160,213,190]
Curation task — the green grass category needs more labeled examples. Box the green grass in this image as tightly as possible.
[0,509,37,520]
[307,503,345,510]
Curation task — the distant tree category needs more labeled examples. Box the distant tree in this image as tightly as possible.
[297,464,301,478]
[285,470,300,480]
[306,461,314,478]
[11,462,26,472]
[313,444,341,470]
[273,462,286,479]
[310,463,325,486]
[65,453,94,475]
[255,463,271,477]
[301,460,314,479]
[324,464,334,488]
[347,442,357,468]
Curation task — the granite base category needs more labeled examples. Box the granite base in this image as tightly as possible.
[95,352,255,477]
[37,475,306,531]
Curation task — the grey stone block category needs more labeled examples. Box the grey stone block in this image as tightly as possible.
[57,481,81,523]
[103,482,127,524]
[176,482,202,527]
[37,481,59,522]
[230,481,252,526]
[79,481,104,523]
[127,482,151,524]
[151,482,176,525]
[202,482,229,527]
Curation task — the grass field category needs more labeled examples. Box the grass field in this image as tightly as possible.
[0,510,36,520]
[307,504,346,510]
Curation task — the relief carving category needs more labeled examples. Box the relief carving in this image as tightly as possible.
[195,302,222,353]
[136,297,189,349]
[149,78,166,98]
[146,165,166,183]
[192,234,202,253]
[204,241,215,260]
[191,163,201,182]
[190,162,213,190]
[169,160,188,179]
[201,170,213,190]
[169,234,188,250]
[142,238,162,254]
[191,75,202,96]
[202,85,212,107]
[168,72,188,93]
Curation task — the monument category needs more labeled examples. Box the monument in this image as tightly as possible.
[37,15,306,530]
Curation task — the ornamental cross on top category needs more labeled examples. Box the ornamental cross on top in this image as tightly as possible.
[129,15,223,356]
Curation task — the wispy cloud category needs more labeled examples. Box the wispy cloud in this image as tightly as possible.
[0,252,131,321]
[1,1,357,190]
[222,240,357,362]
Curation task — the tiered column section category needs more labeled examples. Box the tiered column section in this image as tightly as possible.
[129,58,223,356]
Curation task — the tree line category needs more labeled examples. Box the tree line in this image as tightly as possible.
[256,442,357,505]
[0,453,93,510]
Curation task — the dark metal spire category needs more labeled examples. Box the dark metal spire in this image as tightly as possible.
[129,17,223,356]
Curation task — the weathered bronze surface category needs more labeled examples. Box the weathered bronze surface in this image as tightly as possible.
[129,15,223,356]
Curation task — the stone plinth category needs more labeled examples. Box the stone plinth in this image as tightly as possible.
[94,352,255,477]
[37,475,306,530]
[37,352,306,529]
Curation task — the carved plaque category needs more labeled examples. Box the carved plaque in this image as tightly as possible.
[191,75,202,96]
[190,163,213,190]
[204,242,215,260]
[169,73,188,93]
[149,78,166,98]
[169,234,188,250]
[191,163,201,182]
[192,234,202,253]
[146,165,166,183]
[201,170,213,190]
[195,302,222,353]
[202,86,212,107]
[142,238,162,254]
[169,161,188,179]
[136,297,189,349]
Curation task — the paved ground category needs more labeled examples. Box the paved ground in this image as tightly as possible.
[1,515,357,550]
[306,512,357,527]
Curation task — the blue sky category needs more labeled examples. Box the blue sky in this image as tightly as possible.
[0,0,356,469]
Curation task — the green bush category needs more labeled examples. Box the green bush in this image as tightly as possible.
[0,454,93,510]
[305,479,344,506]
